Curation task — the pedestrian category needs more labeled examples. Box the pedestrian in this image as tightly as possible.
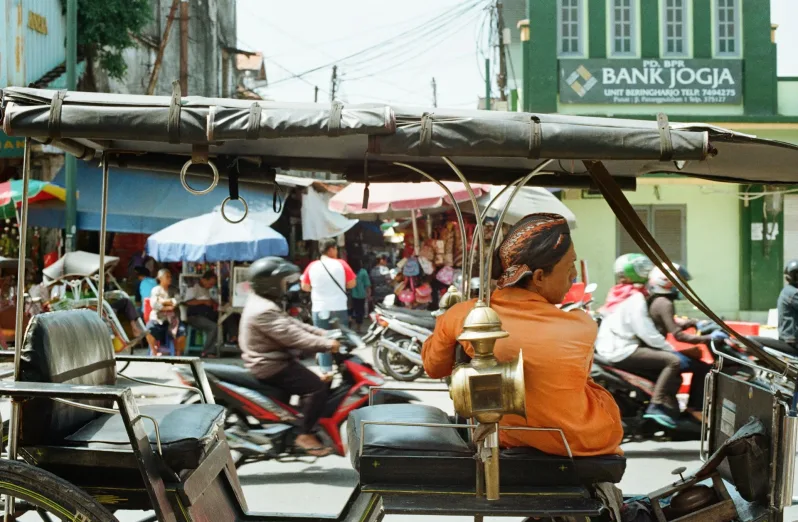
[350,259,371,333]
[369,255,393,305]
[301,238,356,374]
[301,238,357,329]
[184,270,220,358]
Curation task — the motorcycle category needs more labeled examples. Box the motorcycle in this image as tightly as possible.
[175,323,417,468]
[372,305,434,381]
[282,282,311,324]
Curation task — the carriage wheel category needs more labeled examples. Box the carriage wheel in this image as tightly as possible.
[0,460,117,521]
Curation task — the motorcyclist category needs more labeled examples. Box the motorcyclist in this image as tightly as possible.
[238,256,340,457]
[646,265,719,419]
[599,253,653,316]
[596,263,724,428]
[774,259,798,353]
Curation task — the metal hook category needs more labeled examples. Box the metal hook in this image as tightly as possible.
[180,159,219,195]
[273,182,284,214]
[362,152,370,209]
[221,196,248,224]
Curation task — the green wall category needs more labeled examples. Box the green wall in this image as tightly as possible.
[524,0,557,112]
[564,183,741,317]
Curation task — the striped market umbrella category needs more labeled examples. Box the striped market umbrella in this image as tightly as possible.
[0,179,66,219]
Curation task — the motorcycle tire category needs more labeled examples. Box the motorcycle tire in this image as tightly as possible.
[379,336,425,382]
[371,342,388,374]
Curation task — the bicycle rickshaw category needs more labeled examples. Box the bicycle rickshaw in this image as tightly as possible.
[0,84,798,522]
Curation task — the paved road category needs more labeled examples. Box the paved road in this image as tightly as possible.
[4,354,798,521]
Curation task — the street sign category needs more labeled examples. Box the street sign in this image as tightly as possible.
[559,59,743,105]
[0,131,25,158]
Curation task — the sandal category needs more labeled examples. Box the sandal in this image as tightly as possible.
[296,445,333,457]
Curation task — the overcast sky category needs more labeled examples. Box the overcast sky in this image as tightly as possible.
[237,0,798,107]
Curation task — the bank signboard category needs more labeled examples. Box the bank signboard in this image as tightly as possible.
[559,59,743,105]
[0,131,25,158]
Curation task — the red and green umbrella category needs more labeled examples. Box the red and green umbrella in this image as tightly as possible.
[0,179,66,219]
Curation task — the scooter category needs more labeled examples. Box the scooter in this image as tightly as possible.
[175,324,418,468]
[283,282,312,324]
[372,306,434,382]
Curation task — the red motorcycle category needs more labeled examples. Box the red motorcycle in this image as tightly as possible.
[176,326,417,467]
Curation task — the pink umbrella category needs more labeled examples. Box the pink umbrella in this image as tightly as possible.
[329,182,490,216]
[329,182,490,251]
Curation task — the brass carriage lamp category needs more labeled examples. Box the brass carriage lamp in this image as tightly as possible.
[449,302,525,501]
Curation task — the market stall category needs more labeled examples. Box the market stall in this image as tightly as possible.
[329,182,491,309]
[146,206,289,354]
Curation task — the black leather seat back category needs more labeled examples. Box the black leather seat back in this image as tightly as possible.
[19,310,117,445]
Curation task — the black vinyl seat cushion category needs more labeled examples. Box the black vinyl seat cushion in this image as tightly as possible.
[19,310,118,445]
[64,403,226,471]
[501,447,626,484]
[349,405,626,487]
[347,404,472,470]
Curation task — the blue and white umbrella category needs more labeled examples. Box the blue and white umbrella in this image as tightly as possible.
[146,208,288,262]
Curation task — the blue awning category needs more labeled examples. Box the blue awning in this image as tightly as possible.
[28,164,279,234]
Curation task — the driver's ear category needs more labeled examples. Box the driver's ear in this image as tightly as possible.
[531,268,545,287]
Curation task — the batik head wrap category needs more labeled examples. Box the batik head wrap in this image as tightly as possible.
[493,213,572,289]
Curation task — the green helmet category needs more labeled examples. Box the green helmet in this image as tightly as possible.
[613,253,654,284]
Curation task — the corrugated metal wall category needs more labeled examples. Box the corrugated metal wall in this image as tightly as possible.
[1,0,66,87]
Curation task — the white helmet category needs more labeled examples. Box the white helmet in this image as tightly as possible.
[647,264,691,297]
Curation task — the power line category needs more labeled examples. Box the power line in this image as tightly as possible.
[343,10,483,81]
[265,0,488,87]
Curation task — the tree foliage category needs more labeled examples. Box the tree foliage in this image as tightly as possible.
[60,0,151,80]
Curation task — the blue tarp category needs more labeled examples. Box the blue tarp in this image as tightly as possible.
[28,164,279,234]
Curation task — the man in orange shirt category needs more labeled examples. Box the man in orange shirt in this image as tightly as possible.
[422,213,623,457]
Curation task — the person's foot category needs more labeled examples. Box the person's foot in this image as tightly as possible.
[294,434,333,457]
[643,404,679,429]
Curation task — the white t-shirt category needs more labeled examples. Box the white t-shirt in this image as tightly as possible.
[595,292,672,363]
[301,256,356,313]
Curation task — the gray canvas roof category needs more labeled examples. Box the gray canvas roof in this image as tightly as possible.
[2,87,797,186]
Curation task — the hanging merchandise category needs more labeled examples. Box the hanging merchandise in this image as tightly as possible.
[403,256,420,277]
[397,279,415,305]
[436,265,455,286]
[415,282,432,304]
[419,256,434,275]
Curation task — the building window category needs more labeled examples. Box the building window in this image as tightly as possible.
[715,0,741,57]
[558,0,585,57]
[617,205,686,264]
[609,0,637,57]
[662,0,688,57]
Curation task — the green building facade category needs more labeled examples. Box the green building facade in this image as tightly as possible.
[511,0,798,318]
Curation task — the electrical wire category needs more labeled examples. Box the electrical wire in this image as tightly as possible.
[343,10,483,81]
[264,0,488,87]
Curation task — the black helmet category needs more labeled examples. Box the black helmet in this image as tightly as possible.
[785,259,798,286]
[248,257,300,300]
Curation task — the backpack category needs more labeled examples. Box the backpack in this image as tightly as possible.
[403,257,420,277]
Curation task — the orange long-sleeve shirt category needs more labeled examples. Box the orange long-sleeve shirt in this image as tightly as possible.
[422,287,624,457]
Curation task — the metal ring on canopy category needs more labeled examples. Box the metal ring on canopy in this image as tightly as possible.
[180,159,219,195]
[220,196,248,224]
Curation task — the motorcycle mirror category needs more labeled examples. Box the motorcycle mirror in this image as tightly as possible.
[584,283,598,294]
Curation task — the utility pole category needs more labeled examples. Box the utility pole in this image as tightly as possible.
[496,0,508,102]
[148,0,181,95]
[431,77,437,108]
[484,58,491,111]
[314,86,319,102]
[64,0,78,252]
[179,0,189,94]
[330,65,338,101]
